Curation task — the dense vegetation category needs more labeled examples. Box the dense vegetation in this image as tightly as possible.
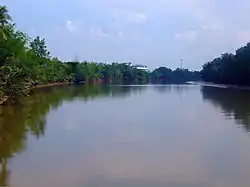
[201,43,250,86]
[150,67,200,84]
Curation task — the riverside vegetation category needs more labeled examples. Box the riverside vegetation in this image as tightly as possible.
[201,43,250,86]
[6,2,250,104]
[6,3,250,104]
[0,5,200,104]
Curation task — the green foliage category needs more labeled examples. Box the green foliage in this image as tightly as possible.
[0,65,30,101]
[65,61,149,85]
[151,67,201,84]
[0,5,12,40]
[201,43,250,86]
[30,36,50,59]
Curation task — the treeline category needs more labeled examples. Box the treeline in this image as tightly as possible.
[201,43,250,86]
[151,67,201,84]
[0,5,149,102]
[0,5,203,103]
[66,62,149,85]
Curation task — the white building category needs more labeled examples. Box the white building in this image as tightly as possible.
[132,64,149,71]
[122,62,149,71]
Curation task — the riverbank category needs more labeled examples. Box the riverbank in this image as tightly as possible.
[187,81,250,90]
[32,82,70,89]
[0,82,72,105]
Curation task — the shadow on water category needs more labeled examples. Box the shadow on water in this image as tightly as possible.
[152,84,194,94]
[0,85,146,186]
[201,86,250,132]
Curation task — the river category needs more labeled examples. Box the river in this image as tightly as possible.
[1,84,250,187]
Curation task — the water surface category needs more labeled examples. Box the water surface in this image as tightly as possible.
[1,85,250,187]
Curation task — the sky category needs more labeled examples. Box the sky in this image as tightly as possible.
[2,0,250,70]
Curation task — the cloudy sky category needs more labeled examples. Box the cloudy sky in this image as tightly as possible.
[2,0,250,70]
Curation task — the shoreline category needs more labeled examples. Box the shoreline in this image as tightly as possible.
[3,81,250,105]
[0,82,72,105]
[187,81,250,90]
[32,82,70,90]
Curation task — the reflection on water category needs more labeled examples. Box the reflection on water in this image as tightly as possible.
[201,86,250,132]
[0,85,146,187]
[152,84,197,94]
[0,102,46,186]
[1,85,250,187]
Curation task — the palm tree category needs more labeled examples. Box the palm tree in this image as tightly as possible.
[0,6,11,26]
[0,5,12,40]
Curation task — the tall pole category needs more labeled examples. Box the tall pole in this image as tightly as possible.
[74,55,79,62]
[180,59,183,69]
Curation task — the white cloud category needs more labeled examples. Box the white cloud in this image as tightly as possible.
[200,24,224,33]
[133,13,147,23]
[12,0,250,69]
[65,20,78,33]
[174,30,197,42]
[112,11,147,24]
[89,27,111,38]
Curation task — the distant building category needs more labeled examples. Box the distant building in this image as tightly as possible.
[132,64,149,71]
[121,62,149,71]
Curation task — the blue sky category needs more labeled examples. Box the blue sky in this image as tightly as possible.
[2,0,250,70]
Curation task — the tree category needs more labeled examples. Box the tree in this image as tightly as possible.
[0,5,12,40]
[30,36,50,59]
[150,67,200,84]
[201,42,250,86]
